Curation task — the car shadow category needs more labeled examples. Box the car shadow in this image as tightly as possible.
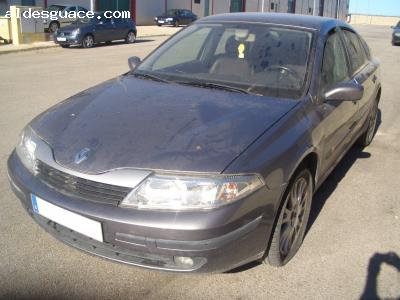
[229,109,382,274]
[360,252,400,300]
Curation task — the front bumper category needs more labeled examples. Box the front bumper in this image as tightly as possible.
[54,34,82,46]
[7,151,282,273]
[155,19,174,26]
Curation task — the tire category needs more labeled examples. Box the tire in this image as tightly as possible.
[105,41,112,45]
[358,100,378,147]
[125,31,136,44]
[49,22,59,33]
[157,24,162,27]
[265,168,313,267]
[82,34,94,48]
[60,44,70,48]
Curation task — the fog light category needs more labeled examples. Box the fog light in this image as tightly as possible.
[174,256,194,267]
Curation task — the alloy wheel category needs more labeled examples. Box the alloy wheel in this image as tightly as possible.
[50,22,59,33]
[279,176,311,257]
[126,32,136,43]
[83,35,94,48]
[366,102,378,145]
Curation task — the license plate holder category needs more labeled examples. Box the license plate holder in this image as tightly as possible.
[31,194,103,242]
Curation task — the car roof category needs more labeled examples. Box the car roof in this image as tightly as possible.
[199,13,352,33]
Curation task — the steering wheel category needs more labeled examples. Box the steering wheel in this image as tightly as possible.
[265,65,300,81]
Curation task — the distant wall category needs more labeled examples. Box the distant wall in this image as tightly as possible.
[350,14,400,26]
[136,0,165,25]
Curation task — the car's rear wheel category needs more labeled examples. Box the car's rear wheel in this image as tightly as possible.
[265,168,313,267]
[358,100,378,147]
[82,35,94,48]
[125,31,136,44]
[49,21,59,33]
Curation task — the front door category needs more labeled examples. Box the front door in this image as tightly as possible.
[318,29,359,175]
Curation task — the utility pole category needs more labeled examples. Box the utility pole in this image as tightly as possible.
[90,0,95,11]
[261,0,265,13]
[313,0,317,15]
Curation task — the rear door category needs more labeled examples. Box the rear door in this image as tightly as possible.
[318,28,359,174]
[114,18,130,40]
[341,29,379,133]
[180,10,192,25]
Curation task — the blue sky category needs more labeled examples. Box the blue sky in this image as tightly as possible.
[349,0,400,16]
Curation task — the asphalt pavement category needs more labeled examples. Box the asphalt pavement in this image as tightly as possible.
[0,25,399,299]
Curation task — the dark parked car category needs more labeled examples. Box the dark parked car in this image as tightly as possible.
[8,13,381,273]
[54,12,137,48]
[154,9,197,27]
[392,21,400,45]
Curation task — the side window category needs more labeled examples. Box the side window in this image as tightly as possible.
[66,6,76,12]
[342,30,367,73]
[78,7,87,12]
[321,32,349,89]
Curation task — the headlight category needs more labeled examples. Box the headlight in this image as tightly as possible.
[120,174,264,211]
[71,28,80,36]
[154,17,158,21]
[16,126,40,174]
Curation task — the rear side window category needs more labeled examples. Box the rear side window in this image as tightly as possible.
[342,30,367,74]
[321,31,349,89]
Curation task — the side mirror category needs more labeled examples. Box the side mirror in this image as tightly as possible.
[324,82,364,102]
[128,56,141,70]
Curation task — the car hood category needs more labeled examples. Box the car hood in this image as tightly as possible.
[30,75,298,174]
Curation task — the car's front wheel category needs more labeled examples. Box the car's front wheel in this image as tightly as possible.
[125,31,136,44]
[82,35,94,48]
[358,100,379,147]
[265,167,313,267]
[60,44,70,48]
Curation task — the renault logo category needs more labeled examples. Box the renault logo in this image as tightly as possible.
[74,148,91,164]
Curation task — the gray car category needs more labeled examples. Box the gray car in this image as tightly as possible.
[8,13,381,273]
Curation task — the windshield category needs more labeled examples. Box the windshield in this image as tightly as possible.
[135,23,314,99]
[47,5,67,12]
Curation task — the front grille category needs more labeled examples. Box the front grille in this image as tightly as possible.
[35,160,132,205]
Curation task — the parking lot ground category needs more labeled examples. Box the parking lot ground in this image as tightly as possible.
[0,25,399,300]
[0,26,181,55]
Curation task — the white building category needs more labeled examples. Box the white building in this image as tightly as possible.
[0,0,349,25]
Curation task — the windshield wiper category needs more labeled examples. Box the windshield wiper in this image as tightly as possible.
[131,72,171,83]
[178,81,252,95]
